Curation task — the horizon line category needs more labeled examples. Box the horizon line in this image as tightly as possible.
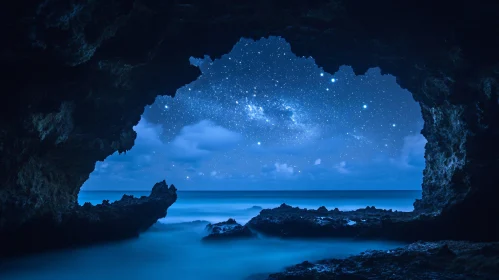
[80,189,422,192]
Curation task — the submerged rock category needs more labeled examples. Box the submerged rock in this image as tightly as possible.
[246,204,439,242]
[265,241,499,279]
[0,181,177,258]
[203,218,255,241]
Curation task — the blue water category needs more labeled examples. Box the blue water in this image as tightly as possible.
[80,190,420,224]
[0,190,420,280]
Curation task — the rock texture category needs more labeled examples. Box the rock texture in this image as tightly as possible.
[0,181,177,257]
[1,0,499,250]
[247,204,420,241]
[247,204,497,242]
[264,241,499,280]
[203,218,255,241]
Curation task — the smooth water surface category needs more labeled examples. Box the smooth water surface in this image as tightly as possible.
[0,191,420,280]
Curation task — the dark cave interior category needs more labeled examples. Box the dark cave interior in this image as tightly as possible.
[1,0,498,261]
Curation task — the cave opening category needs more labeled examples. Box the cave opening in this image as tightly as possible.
[31,35,426,280]
[80,36,425,214]
[2,1,499,278]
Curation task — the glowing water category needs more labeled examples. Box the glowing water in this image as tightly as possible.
[83,190,420,225]
[0,191,419,280]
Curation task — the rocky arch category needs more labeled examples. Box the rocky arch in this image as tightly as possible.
[1,0,498,255]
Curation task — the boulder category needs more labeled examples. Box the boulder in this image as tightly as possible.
[202,218,255,241]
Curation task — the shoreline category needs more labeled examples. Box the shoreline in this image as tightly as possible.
[201,204,499,279]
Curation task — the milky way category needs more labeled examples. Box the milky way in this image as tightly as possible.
[85,36,426,190]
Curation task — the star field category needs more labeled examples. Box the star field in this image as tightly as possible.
[84,36,426,190]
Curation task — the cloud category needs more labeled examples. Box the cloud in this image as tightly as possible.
[82,118,171,190]
[334,161,349,174]
[186,167,197,173]
[261,163,295,179]
[94,162,109,172]
[209,170,229,179]
[274,163,294,174]
[84,118,426,191]
[402,134,426,163]
[261,165,276,174]
[169,120,242,163]
[396,134,427,168]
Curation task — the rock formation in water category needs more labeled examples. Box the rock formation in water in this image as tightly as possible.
[246,204,420,241]
[0,181,177,257]
[1,0,498,254]
[245,204,491,242]
[263,241,499,279]
[203,218,255,241]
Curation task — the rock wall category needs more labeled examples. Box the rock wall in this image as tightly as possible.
[0,181,177,257]
[1,0,498,241]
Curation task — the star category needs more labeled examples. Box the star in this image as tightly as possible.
[138,36,424,190]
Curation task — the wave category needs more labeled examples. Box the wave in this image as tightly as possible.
[150,220,211,232]
[159,204,267,225]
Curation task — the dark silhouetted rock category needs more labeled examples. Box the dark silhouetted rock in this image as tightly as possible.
[0,181,177,258]
[317,206,328,213]
[246,204,447,242]
[203,218,255,241]
[264,241,499,280]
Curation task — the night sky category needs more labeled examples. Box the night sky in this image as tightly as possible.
[83,37,426,191]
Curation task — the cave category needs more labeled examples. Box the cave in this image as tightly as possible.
[1,0,498,259]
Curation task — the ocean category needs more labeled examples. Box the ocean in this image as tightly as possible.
[0,190,420,280]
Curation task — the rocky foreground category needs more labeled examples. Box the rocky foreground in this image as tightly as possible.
[263,241,499,280]
[0,181,177,257]
[199,204,499,279]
